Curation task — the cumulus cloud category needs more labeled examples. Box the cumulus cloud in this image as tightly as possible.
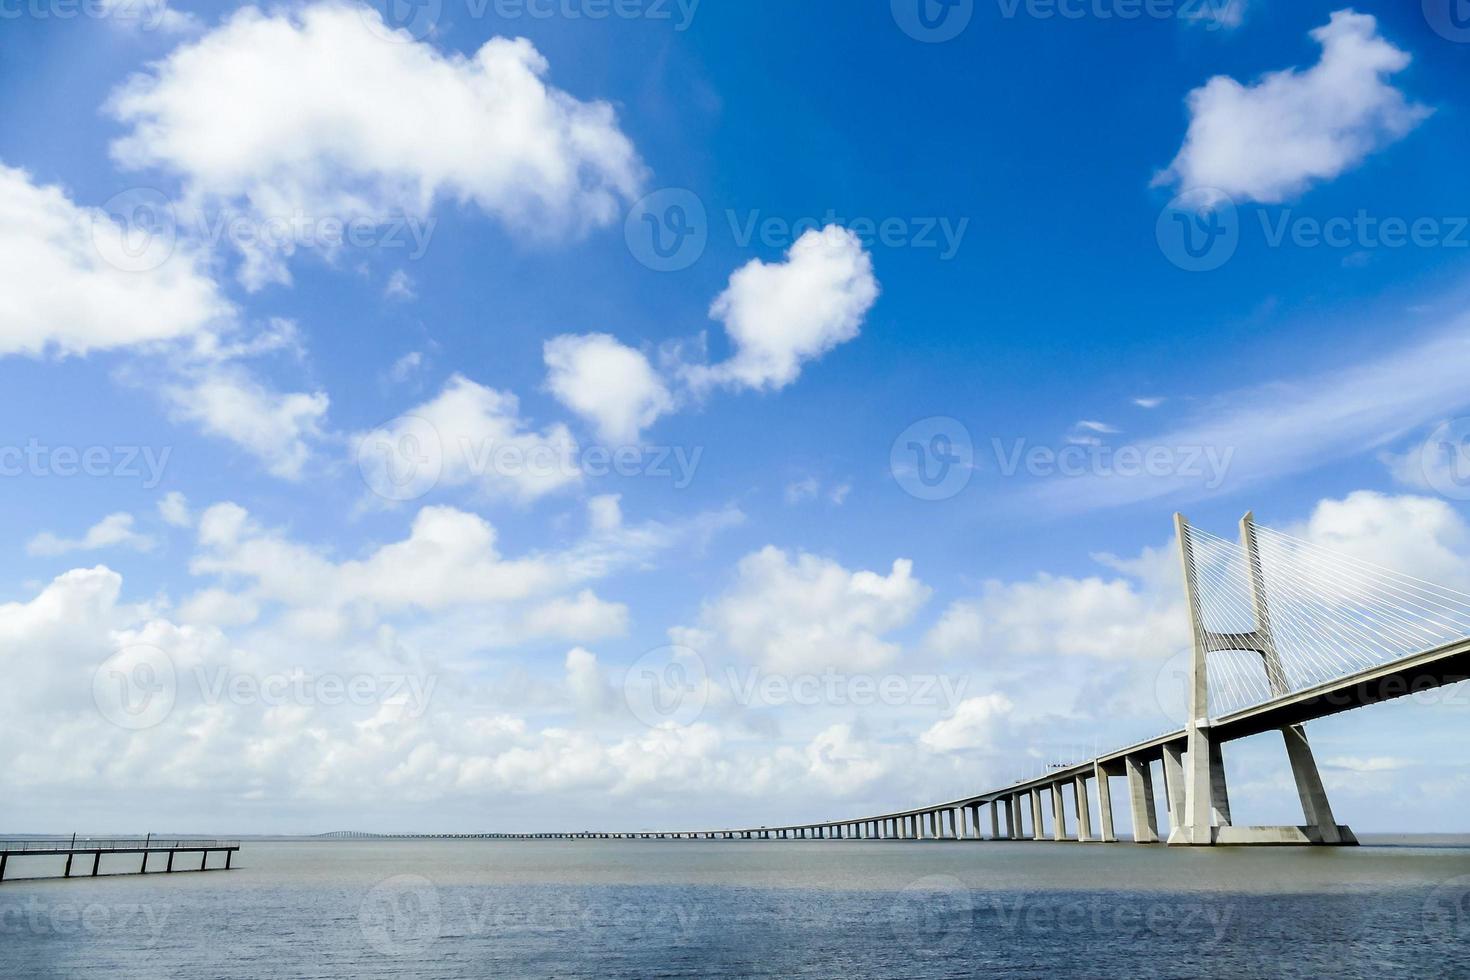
[28,513,157,557]
[163,363,329,480]
[1157,10,1428,203]
[686,227,879,393]
[5,490,1461,828]
[565,647,614,714]
[158,491,192,528]
[543,333,674,445]
[920,694,1015,753]
[686,546,930,672]
[0,163,231,357]
[97,0,199,33]
[1282,490,1470,592]
[361,374,580,503]
[924,565,1186,666]
[185,494,732,650]
[107,2,644,288]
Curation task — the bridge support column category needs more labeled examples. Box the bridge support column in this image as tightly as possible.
[1052,784,1067,841]
[1075,777,1092,842]
[1125,754,1159,843]
[1095,763,1117,842]
[990,803,1000,840]
[1030,792,1045,841]
[1282,724,1343,844]
[1162,742,1188,840]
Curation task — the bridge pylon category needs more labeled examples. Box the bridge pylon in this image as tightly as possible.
[1171,512,1356,846]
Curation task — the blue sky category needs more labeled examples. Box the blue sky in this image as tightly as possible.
[3,0,1470,834]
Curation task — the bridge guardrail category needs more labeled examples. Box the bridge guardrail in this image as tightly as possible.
[0,838,240,852]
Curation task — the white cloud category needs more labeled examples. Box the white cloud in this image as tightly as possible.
[4,490,1461,827]
[543,333,674,444]
[97,0,199,33]
[0,164,332,480]
[924,601,985,658]
[920,694,1015,753]
[784,477,850,506]
[1282,490,1470,592]
[686,226,879,392]
[1133,396,1165,409]
[688,546,930,672]
[1185,0,1245,30]
[163,363,329,480]
[1158,10,1429,203]
[384,270,416,301]
[108,2,644,288]
[158,491,192,528]
[1030,320,1470,512]
[1322,755,1413,773]
[522,591,629,643]
[368,374,580,502]
[565,647,614,714]
[386,351,425,385]
[784,477,819,505]
[178,586,259,627]
[187,494,725,648]
[0,163,230,357]
[27,513,157,557]
[926,568,1186,666]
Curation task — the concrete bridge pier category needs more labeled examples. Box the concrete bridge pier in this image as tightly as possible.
[1125,753,1160,843]
[1074,777,1092,842]
[1095,762,1118,842]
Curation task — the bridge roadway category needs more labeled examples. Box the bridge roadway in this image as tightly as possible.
[322,635,1470,845]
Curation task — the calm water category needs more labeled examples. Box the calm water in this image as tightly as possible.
[4,837,1470,978]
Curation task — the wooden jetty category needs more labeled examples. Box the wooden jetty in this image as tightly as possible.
[0,837,241,882]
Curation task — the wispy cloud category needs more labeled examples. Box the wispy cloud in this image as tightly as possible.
[1030,318,1470,512]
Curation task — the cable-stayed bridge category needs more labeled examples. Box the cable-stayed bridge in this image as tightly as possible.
[656,511,1470,847]
[321,512,1470,847]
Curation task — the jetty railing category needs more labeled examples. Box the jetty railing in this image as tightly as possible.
[0,837,241,882]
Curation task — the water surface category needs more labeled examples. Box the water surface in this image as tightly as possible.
[4,837,1469,978]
